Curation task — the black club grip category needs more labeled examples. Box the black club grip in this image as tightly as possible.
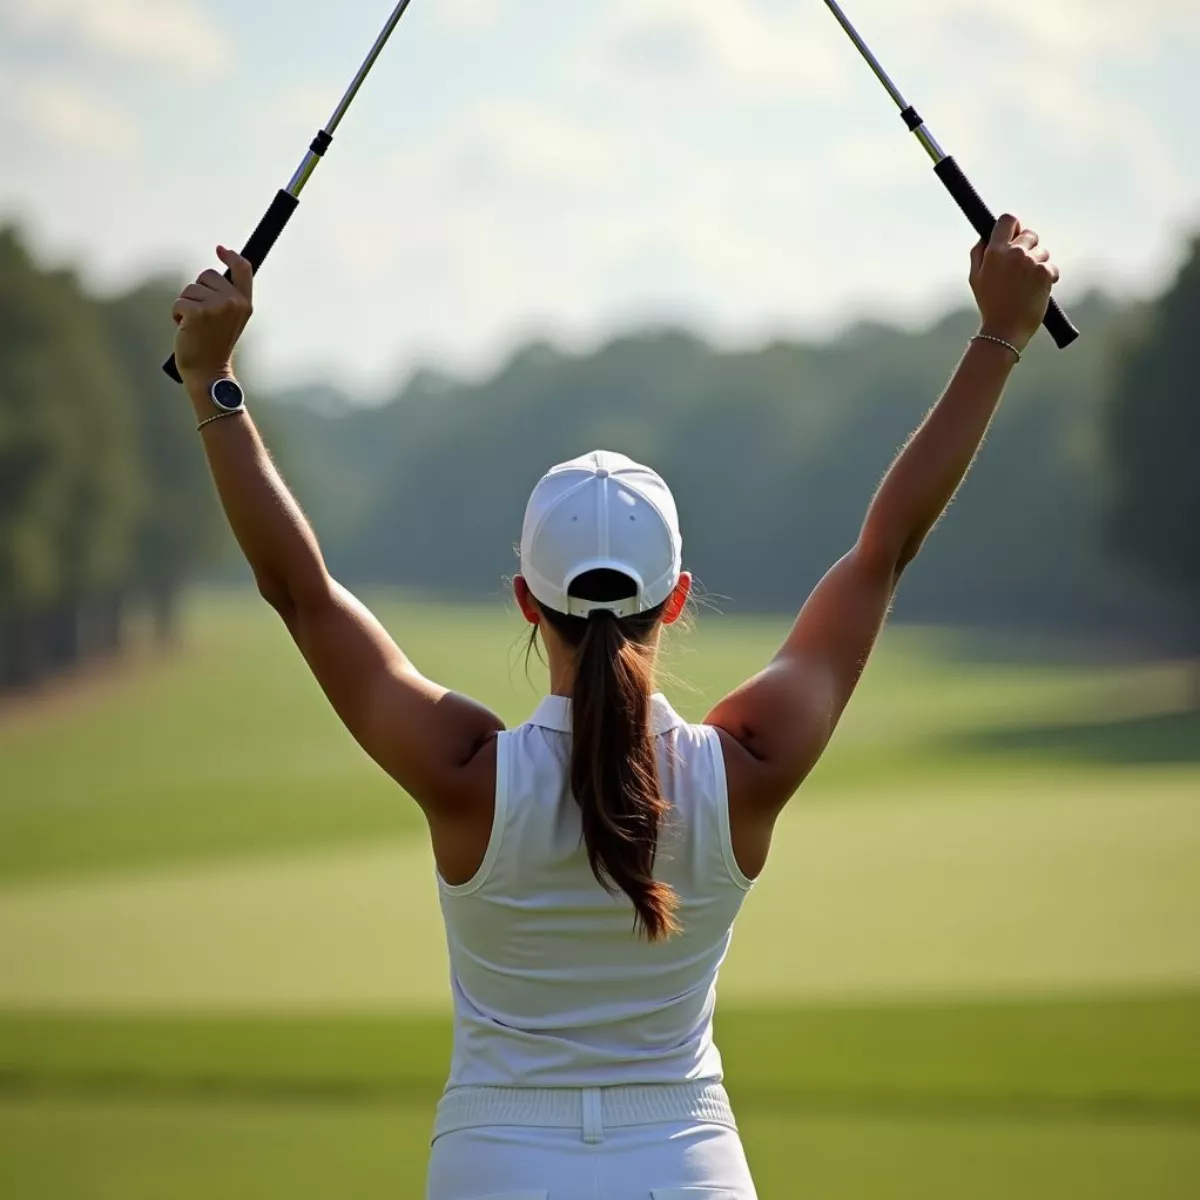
[162,189,301,382]
[932,156,1079,350]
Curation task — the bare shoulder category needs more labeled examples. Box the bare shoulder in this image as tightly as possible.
[423,721,503,887]
[708,721,795,882]
[704,545,897,825]
[705,654,839,881]
[707,661,832,805]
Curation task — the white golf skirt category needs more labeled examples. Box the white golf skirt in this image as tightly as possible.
[426,1081,758,1199]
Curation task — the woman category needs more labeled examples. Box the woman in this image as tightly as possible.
[172,214,1059,1198]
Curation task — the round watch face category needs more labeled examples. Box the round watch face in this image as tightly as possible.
[211,378,245,411]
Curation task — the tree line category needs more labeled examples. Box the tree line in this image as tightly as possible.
[277,241,1198,649]
[0,226,220,690]
[1,225,1195,694]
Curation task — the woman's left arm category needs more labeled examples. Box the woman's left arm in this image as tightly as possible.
[710,216,1059,817]
[172,247,503,810]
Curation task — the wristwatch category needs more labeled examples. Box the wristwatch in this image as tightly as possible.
[210,377,246,412]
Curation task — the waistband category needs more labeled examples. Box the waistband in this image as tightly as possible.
[433,1081,737,1142]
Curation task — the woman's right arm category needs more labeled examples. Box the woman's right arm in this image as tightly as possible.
[172,248,503,823]
[708,215,1060,874]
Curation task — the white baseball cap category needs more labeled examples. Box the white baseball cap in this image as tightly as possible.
[520,450,683,619]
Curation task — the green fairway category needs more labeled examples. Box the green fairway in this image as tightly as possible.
[1,592,1198,1196]
[2,996,1198,1109]
[1,998,1198,1199]
[1,772,1196,1009]
[1,591,1195,886]
[2,1096,1198,1200]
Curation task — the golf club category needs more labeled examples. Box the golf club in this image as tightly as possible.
[824,0,1079,349]
[163,0,418,382]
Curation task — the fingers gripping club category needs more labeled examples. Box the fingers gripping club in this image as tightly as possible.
[163,192,298,382]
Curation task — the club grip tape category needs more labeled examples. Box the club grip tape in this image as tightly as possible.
[240,189,301,268]
[933,157,1079,349]
[162,190,301,383]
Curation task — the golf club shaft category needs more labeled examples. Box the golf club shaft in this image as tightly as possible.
[824,0,1079,349]
[163,0,418,383]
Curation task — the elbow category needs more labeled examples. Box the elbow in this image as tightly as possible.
[856,526,904,583]
[894,535,924,577]
[256,573,297,623]
[858,517,923,582]
[257,568,334,628]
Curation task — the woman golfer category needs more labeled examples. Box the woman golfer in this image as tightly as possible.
[172,215,1058,1198]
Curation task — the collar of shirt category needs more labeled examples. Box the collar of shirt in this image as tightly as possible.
[528,693,687,736]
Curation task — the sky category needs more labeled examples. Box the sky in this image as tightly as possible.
[3,0,1199,396]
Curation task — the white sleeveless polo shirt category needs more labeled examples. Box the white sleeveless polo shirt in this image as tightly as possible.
[437,692,754,1092]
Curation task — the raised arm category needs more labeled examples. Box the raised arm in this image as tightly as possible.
[171,247,503,822]
[710,216,1060,868]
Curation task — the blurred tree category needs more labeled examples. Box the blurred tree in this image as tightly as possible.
[0,229,71,684]
[0,226,144,688]
[271,293,1171,643]
[101,279,222,643]
[54,291,144,664]
[1106,236,1200,649]
[8,219,1189,697]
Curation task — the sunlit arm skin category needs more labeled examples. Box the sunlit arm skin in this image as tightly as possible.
[859,340,1014,574]
[711,215,1062,878]
[173,248,501,884]
[182,388,325,615]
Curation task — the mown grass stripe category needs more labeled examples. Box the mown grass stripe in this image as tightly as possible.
[1,1070,1197,1128]
[1,994,1197,1123]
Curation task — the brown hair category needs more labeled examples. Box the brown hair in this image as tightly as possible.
[536,570,680,941]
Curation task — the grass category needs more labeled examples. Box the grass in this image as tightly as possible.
[0,1099,426,1200]
[953,708,1200,767]
[0,998,1198,1199]
[0,591,1194,886]
[1,592,1198,1197]
[7,1096,1192,1200]
[1,995,1198,1111]
[2,774,1197,1010]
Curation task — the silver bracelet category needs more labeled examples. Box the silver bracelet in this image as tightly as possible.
[197,408,246,432]
[970,333,1022,363]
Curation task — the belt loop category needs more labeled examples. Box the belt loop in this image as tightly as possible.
[582,1087,604,1144]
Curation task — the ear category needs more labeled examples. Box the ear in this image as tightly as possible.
[661,572,692,627]
[513,575,540,626]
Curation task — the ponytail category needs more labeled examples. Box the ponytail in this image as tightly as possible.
[538,573,680,940]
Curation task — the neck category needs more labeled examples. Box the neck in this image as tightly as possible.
[539,628,661,699]
[548,661,575,699]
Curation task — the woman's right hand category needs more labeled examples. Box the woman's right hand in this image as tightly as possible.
[969,214,1061,351]
[171,244,254,386]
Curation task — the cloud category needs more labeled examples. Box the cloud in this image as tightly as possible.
[431,0,507,34]
[903,0,1200,58]
[427,101,621,194]
[255,84,940,385]
[584,0,849,99]
[2,0,229,79]
[337,102,621,264]
[6,70,140,158]
[243,100,635,383]
[256,82,344,144]
[5,0,1193,391]
[239,0,1199,388]
[581,0,1200,106]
